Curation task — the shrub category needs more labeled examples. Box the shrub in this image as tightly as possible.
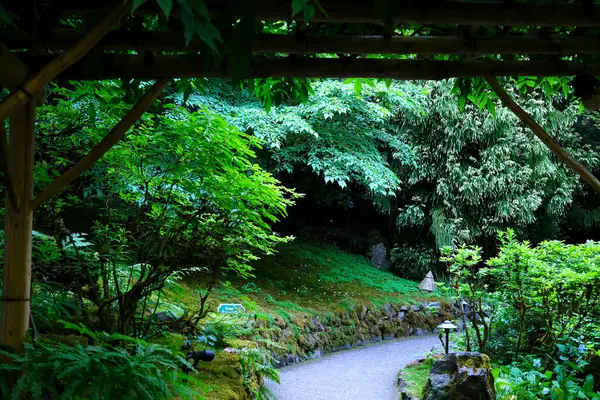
[442,229,600,363]
[0,325,201,400]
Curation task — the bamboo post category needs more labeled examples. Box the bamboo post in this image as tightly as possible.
[0,121,20,211]
[485,76,600,194]
[32,78,170,209]
[0,99,36,352]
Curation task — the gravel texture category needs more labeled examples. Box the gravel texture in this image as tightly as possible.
[265,335,440,400]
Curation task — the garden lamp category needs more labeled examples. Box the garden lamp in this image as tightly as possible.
[437,320,458,354]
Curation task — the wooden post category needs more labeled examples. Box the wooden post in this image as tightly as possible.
[1,99,35,352]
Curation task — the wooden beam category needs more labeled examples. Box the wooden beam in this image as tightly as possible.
[1,99,35,353]
[0,41,27,89]
[0,0,132,122]
[55,0,600,27]
[7,33,600,56]
[485,76,600,194]
[24,55,600,80]
[32,78,170,209]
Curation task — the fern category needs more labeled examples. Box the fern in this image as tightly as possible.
[0,333,203,400]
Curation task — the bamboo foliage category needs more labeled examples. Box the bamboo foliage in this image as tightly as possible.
[485,76,600,194]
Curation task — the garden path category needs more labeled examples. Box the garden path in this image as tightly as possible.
[265,335,440,400]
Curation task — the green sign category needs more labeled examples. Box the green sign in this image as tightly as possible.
[217,303,245,314]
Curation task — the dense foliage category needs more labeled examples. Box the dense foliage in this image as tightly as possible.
[1,74,600,398]
[442,231,600,398]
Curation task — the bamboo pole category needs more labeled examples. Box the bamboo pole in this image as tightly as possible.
[0,0,131,121]
[485,76,600,194]
[32,78,170,209]
[0,99,36,353]
[8,33,600,56]
[61,0,600,27]
[29,55,600,80]
[0,121,20,211]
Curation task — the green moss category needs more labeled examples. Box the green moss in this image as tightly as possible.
[150,333,186,353]
[399,358,434,398]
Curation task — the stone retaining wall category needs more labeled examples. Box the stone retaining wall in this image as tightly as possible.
[258,300,454,367]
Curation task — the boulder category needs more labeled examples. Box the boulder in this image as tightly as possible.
[370,243,391,270]
[423,352,496,400]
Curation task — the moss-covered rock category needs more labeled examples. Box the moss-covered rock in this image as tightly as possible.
[423,352,496,400]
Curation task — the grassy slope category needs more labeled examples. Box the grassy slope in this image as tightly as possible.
[162,240,444,399]
[170,240,439,318]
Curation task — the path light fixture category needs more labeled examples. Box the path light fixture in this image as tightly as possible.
[437,320,458,354]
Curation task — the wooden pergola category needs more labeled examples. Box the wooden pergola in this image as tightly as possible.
[1,0,600,354]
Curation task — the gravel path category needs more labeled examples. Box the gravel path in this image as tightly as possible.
[265,335,440,400]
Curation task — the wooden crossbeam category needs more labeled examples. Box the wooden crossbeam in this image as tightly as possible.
[7,33,600,56]
[53,0,600,27]
[22,55,600,80]
[0,1,132,122]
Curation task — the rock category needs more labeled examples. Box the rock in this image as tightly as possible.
[309,348,323,359]
[154,311,177,322]
[370,243,391,270]
[397,312,406,321]
[400,305,410,312]
[427,301,441,308]
[383,333,395,340]
[397,378,419,400]
[384,303,392,315]
[423,352,496,400]
[411,304,421,312]
[415,328,426,336]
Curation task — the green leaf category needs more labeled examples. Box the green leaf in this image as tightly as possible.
[132,0,147,12]
[0,6,14,25]
[486,99,496,117]
[304,4,316,21]
[458,95,466,111]
[292,0,308,16]
[156,0,173,17]
[583,375,594,392]
[180,7,196,45]
[354,80,362,95]
[87,103,97,124]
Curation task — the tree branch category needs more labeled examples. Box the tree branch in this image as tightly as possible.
[485,76,600,194]
[32,78,170,209]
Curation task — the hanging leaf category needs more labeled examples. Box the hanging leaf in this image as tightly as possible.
[0,6,14,25]
[87,103,97,125]
[354,80,363,95]
[156,0,173,18]
[292,0,308,16]
[304,4,316,21]
[132,0,148,12]
[180,7,196,45]
[458,95,466,112]
[486,99,496,117]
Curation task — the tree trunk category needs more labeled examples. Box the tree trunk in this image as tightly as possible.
[1,99,36,352]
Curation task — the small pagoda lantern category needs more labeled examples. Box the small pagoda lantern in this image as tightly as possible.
[418,271,436,292]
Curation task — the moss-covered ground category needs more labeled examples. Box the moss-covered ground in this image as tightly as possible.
[169,240,439,318]
[158,240,446,399]
[398,358,434,398]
